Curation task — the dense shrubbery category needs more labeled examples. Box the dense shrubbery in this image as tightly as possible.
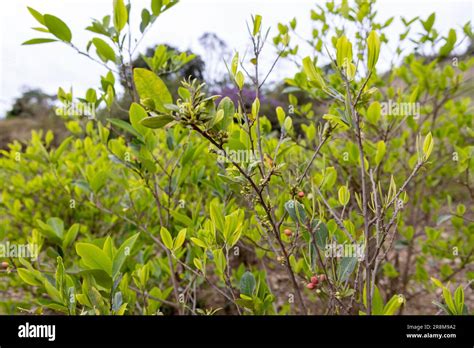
[0,0,472,315]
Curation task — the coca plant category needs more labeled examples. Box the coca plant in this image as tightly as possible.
[0,0,472,315]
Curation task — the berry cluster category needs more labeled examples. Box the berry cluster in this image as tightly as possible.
[306,274,326,290]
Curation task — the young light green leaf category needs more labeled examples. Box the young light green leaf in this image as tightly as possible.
[62,223,80,250]
[22,38,57,45]
[336,35,352,67]
[43,14,72,42]
[375,140,386,165]
[193,258,203,272]
[47,217,64,239]
[302,56,325,88]
[112,232,140,279]
[191,237,207,249]
[17,268,43,287]
[173,228,187,250]
[367,30,381,71]
[383,295,404,315]
[231,52,239,76]
[92,38,116,63]
[253,14,262,36]
[210,199,225,233]
[129,103,150,134]
[442,286,456,314]
[160,227,174,250]
[454,286,464,315]
[113,0,128,32]
[134,68,172,113]
[366,101,381,124]
[423,132,434,160]
[338,185,350,206]
[27,7,45,25]
[76,243,112,276]
[235,71,244,89]
[283,116,293,133]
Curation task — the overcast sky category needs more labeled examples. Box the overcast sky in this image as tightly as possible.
[0,0,472,115]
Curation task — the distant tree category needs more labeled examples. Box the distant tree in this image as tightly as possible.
[6,88,55,119]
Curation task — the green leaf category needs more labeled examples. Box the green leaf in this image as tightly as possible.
[442,286,456,314]
[336,35,352,67]
[92,38,116,63]
[191,237,207,249]
[302,56,325,88]
[283,116,293,133]
[367,30,380,71]
[140,114,174,129]
[210,200,225,233]
[323,114,349,130]
[22,38,57,45]
[151,0,163,16]
[439,29,456,57]
[240,271,256,296]
[337,257,357,282]
[213,249,226,278]
[90,170,109,193]
[134,68,172,113]
[27,7,45,25]
[108,118,141,138]
[43,14,72,42]
[47,217,64,239]
[129,103,150,135]
[375,140,386,166]
[366,101,381,124]
[338,185,350,206]
[173,229,186,250]
[55,256,65,297]
[43,279,62,303]
[112,232,140,279]
[62,223,80,250]
[436,214,452,226]
[113,0,128,32]
[193,258,203,272]
[52,136,74,162]
[421,13,435,32]
[160,227,174,250]
[312,220,328,249]
[231,52,239,76]
[140,9,151,33]
[454,286,464,315]
[235,71,244,89]
[383,294,404,315]
[284,200,307,223]
[76,243,113,276]
[423,132,434,160]
[372,286,384,315]
[253,14,262,36]
[17,268,43,287]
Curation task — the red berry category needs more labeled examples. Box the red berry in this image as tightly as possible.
[297,191,305,198]
[319,274,326,282]
[306,282,315,289]
[1,261,8,269]
[311,276,319,285]
[284,229,292,237]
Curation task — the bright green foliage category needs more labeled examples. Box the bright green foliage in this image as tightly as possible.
[1,0,472,316]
